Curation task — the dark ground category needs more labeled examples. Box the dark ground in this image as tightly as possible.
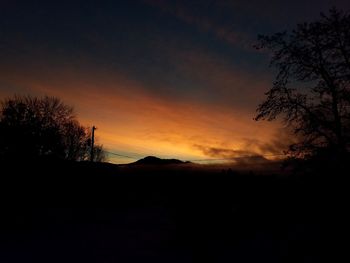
[0,160,348,262]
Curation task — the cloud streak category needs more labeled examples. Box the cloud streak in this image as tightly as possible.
[0,61,281,163]
[144,0,255,50]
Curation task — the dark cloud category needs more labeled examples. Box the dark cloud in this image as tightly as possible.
[194,144,253,158]
[144,0,255,49]
[193,144,271,166]
[194,145,273,169]
[255,128,297,155]
[193,128,296,164]
[192,143,287,171]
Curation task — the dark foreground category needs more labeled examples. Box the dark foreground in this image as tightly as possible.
[0,160,348,262]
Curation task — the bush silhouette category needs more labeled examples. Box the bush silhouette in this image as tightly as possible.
[0,95,105,161]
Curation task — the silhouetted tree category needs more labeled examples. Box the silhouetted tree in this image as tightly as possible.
[255,8,350,161]
[63,120,90,161]
[92,145,107,162]
[0,95,106,162]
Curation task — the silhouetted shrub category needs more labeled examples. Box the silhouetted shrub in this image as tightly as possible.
[0,95,105,162]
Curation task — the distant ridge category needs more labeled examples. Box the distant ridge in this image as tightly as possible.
[131,156,189,165]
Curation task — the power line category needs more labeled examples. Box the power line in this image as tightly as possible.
[104,151,137,159]
[103,149,285,162]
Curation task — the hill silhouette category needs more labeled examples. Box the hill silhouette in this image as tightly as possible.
[131,156,190,165]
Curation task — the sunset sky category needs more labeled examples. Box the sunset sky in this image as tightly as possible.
[1,0,349,163]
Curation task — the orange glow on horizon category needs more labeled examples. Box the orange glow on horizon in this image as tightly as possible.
[0,64,284,164]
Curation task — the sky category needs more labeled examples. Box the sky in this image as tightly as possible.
[0,0,349,163]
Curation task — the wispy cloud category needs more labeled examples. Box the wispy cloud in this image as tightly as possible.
[193,144,273,166]
[144,0,255,50]
[0,62,280,163]
[193,128,292,162]
[166,48,271,109]
[194,144,254,158]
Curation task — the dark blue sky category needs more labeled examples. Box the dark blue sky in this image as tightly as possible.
[0,0,349,162]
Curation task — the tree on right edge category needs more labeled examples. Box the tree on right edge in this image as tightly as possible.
[255,8,350,164]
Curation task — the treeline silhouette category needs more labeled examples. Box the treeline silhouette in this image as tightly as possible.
[255,7,350,170]
[0,95,105,162]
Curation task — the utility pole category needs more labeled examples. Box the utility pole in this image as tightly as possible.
[90,126,96,162]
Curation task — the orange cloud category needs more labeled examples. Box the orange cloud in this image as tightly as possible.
[0,58,282,164]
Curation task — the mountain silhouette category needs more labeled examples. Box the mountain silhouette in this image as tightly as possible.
[131,156,189,165]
